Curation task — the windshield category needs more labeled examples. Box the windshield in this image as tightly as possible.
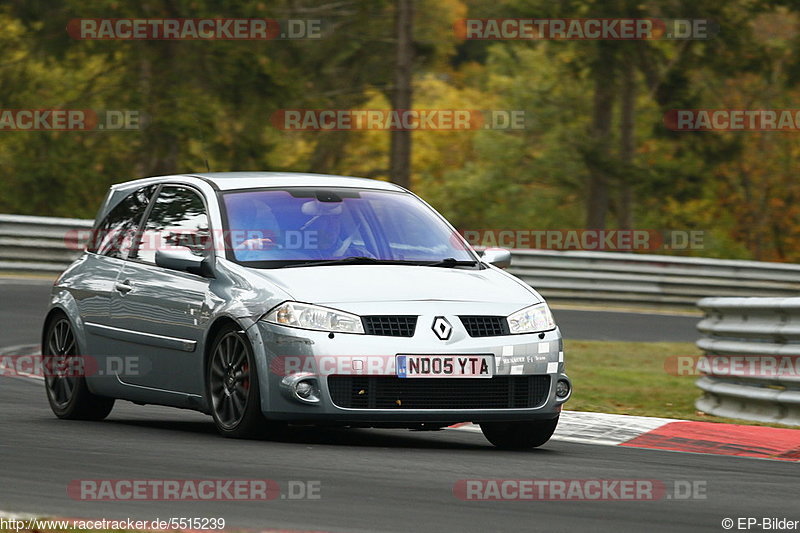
[221,187,476,267]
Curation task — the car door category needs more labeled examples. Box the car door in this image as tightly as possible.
[108,185,213,396]
[79,185,157,359]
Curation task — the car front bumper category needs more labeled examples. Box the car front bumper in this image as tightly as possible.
[247,317,570,426]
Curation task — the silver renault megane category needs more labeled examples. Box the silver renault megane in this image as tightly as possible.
[42,172,571,448]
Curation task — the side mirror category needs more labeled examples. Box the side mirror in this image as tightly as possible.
[481,248,512,269]
[155,248,214,277]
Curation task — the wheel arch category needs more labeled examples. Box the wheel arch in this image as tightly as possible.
[41,306,70,354]
[199,317,244,414]
[203,316,249,376]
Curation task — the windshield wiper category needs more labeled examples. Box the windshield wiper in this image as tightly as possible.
[281,256,480,268]
[425,258,479,268]
[282,256,400,268]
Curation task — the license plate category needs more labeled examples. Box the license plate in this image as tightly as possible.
[396,355,493,378]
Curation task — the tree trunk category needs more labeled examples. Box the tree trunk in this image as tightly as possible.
[389,0,413,190]
[617,61,635,230]
[135,42,180,177]
[585,43,616,229]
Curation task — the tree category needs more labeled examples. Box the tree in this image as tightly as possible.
[389,0,414,189]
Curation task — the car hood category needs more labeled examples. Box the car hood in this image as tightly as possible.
[251,264,541,306]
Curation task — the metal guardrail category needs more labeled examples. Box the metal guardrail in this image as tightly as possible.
[508,250,800,308]
[2,214,800,308]
[695,297,800,426]
[0,214,93,272]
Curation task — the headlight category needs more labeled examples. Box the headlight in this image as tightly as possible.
[507,303,556,334]
[263,301,365,334]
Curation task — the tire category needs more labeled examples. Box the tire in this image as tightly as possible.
[480,417,559,449]
[43,313,115,420]
[207,324,277,438]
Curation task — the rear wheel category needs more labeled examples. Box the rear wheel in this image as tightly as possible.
[43,314,114,420]
[208,324,278,438]
[480,417,559,449]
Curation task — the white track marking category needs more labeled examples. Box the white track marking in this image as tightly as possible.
[450,410,675,446]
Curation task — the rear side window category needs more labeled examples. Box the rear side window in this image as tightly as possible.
[89,185,156,258]
[133,186,211,264]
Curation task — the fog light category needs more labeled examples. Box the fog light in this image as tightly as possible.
[556,379,571,399]
[280,373,321,404]
[295,380,315,399]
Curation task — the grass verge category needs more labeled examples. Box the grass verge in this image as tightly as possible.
[564,339,796,428]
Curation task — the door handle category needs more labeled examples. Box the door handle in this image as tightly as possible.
[114,280,133,294]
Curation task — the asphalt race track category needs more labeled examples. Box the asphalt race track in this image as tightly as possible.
[0,278,795,532]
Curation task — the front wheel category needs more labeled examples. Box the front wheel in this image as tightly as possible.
[480,417,559,449]
[43,314,114,420]
[207,325,278,438]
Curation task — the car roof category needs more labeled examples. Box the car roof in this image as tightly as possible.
[111,171,406,193]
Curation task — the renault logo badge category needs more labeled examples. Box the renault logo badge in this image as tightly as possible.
[432,316,452,340]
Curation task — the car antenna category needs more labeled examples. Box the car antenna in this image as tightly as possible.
[200,138,211,172]
[194,113,212,172]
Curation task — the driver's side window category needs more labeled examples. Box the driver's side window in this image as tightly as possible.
[132,186,211,265]
[89,185,157,259]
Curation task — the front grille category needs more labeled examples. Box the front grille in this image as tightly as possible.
[362,315,417,337]
[459,316,509,337]
[327,375,550,409]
